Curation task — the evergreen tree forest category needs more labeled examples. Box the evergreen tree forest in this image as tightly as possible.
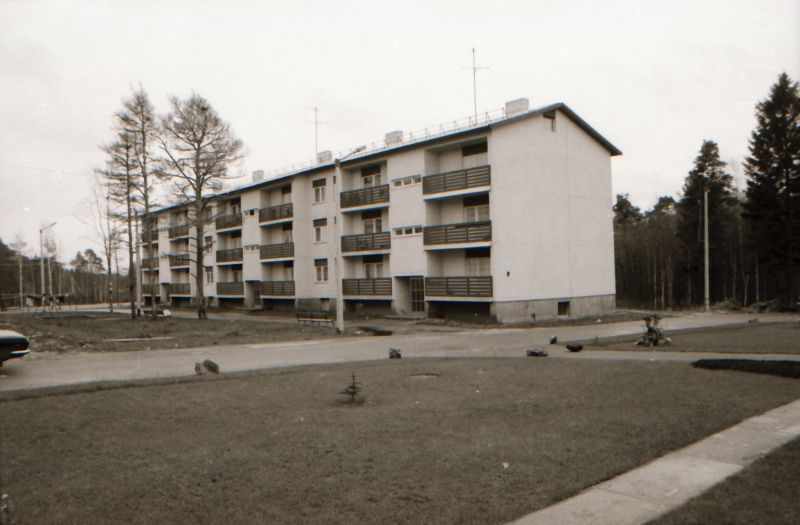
[615,73,799,310]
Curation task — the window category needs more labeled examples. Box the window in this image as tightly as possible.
[362,209,382,234]
[363,255,384,278]
[284,261,294,281]
[232,268,243,282]
[204,236,213,253]
[315,258,328,282]
[313,178,326,203]
[361,165,381,188]
[462,142,488,169]
[230,230,242,248]
[313,218,327,243]
[465,247,491,276]
[205,267,214,284]
[282,222,293,243]
[230,201,241,215]
[394,225,423,236]
[463,194,490,222]
[281,185,292,204]
[558,301,570,316]
[392,175,422,187]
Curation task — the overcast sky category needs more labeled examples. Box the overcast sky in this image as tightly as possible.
[1,0,798,264]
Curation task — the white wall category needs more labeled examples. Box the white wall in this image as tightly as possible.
[489,110,615,302]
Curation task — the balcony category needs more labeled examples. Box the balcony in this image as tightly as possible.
[141,231,158,244]
[216,213,242,231]
[342,278,392,296]
[423,165,491,196]
[425,276,493,298]
[142,283,160,296]
[259,281,295,296]
[169,253,191,267]
[340,184,390,209]
[260,242,294,260]
[424,221,491,247]
[169,283,191,296]
[168,224,190,239]
[341,231,391,253]
[141,257,159,270]
[259,203,293,223]
[217,282,244,296]
[216,247,243,264]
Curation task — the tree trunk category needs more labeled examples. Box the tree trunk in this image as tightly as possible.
[195,197,207,320]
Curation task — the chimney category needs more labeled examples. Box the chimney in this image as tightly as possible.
[384,130,403,146]
[505,97,530,116]
[252,170,264,182]
[316,150,332,163]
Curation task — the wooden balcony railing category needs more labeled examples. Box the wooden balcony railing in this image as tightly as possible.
[141,257,159,270]
[424,276,493,297]
[169,253,191,267]
[423,165,491,195]
[142,284,160,296]
[423,221,491,245]
[342,278,392,296]
[217,282,244,296]
[259,203,293,223]
[341,231,391,252]
[216,248,243,263]
[216,213,242,230]
[260,242,294,259]
[168,224,190,239]
[259,281,295,296]
[169,283,191,295]
[340,184,390,208]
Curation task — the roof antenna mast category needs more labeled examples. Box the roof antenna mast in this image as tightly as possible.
[305,106,327,156]
[463,48,489,122]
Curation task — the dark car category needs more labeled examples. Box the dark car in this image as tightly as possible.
[0,330,30,365]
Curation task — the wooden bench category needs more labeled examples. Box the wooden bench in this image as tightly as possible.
[296,311,334,326]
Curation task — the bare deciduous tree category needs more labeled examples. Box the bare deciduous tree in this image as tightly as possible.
[157,93,244,319]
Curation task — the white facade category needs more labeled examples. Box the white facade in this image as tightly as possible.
[141,101,620,323]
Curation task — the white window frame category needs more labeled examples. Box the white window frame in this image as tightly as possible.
[316,264,329,283]
[364,262,384,278]
[465,257,490,276]
[314,185,326,203]
[464,204,490,223]
[363,217,382,234]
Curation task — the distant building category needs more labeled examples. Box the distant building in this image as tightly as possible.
[140,99,621,323]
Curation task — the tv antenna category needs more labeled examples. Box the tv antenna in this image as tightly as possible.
[305,106,327,156]
[462,48,489,122]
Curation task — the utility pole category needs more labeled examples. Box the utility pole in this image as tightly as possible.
[18,250,23,309]
[703,189,710,312]
[134,213,143,316]
[39,222,56,303]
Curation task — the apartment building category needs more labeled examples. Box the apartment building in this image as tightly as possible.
[141,98,621,323]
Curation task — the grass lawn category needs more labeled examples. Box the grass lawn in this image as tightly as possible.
[591,322,800,354]
[650,436,800,525]
[2,358,800,524]
[0,313,337,354]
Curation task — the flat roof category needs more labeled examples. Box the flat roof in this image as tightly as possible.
[149,102,620,215]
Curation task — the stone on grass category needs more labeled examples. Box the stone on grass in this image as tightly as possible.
[526,348,548,357]
[566,343,583,352]
[195,358,220,375]
[389,348,402,359]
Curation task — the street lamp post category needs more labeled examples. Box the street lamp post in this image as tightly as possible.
[39,222,56,302]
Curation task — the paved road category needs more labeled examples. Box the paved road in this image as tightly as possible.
[1,312,797,394]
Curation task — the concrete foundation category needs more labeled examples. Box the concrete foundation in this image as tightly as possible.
[491,294,616,323]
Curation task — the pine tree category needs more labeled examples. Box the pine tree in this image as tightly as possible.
[676,140,736,305]
[743,73,800,307]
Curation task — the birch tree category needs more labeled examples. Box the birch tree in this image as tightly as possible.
[157,93,243,319]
